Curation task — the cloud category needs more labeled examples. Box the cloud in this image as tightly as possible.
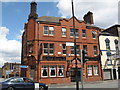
[1,0,60,2]
[16,29,24,40]
[0,27,21,67]
[56,0,119,28]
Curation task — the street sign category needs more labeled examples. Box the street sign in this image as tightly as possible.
[20,65,28,68]
[106,51,111,56]
[66,42,74,46]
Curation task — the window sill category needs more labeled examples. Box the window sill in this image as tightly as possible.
[41,76,48,78]
[94,74,99,76]
[58,76,64,77]
[50,76,56,77]
[88,75,92,76]
[62,36,67,37]
[82,37,87,39]
[43,35,54,37]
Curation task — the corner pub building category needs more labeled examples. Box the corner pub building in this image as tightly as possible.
[21,1,103,84]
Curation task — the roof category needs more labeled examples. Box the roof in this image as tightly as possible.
[99,32,118,36]
[36,16,84,23]
[36,16,101,29]
[36,16,63,23]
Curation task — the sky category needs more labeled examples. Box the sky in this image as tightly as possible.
[0,0,119,67]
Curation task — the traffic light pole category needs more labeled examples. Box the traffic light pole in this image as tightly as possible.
[81,50,84,90]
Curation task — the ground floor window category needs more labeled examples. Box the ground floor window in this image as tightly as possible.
[58,66,64,77]
[93,65,99,75]
[87,65,99,76]
[41,65,64,77]
[42,66,48,77]
[87,65,92,76]
[50,66,56,77]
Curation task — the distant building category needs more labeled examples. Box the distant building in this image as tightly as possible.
[2,62,21,78]
[99,25,120,80]
[21,1,103,84]
[0,68,2,78]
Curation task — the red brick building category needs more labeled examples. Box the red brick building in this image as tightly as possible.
[21,1,103,84]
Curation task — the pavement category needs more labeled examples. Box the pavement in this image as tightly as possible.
[48,80,119,89]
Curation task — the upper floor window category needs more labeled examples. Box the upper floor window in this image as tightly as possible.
[62,28,66,37]
[93,46,98,56]
[44,26,48,35]
[49,26,54,36]
[71,46,74,55]
[62,44,66,55]
[114,39,119,55]
[49,43,54,55]
[105,38,110,50]
[92,31,96,39]
[43,43,48,55]
[82,30,86,38]
[76,45,80,55]
[70,45,80,55]
[43,26,54,36]
[83,45,88,56]
[43,43,54,55]
[70,28,79,37]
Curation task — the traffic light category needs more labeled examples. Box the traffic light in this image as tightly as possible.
[82,50,87,63]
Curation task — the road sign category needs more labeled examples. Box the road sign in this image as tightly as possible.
[20,65,28,68]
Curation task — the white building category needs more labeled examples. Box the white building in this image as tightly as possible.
[99,32,119,80]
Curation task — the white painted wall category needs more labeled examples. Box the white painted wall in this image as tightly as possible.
[99,35,119,69]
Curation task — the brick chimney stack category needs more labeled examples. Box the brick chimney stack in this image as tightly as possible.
[83,11,94,24]
[28,1,38,20]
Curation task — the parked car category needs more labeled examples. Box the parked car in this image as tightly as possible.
[0,77,48,90]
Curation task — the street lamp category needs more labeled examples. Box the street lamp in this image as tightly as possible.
[71,0,79,90]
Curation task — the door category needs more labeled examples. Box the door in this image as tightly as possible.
[70,68,81,82]
[113,69,117,79]
[118,67,120,79]
[104,69,112,80]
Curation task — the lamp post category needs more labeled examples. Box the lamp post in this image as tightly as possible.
[71,0,79,90]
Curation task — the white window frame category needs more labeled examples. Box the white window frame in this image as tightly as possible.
[58,66,64,77]
[82,30,86,38]
[41,66,48,77]
[62,28,66,37]
[43,26,48,35]
[92,31,96,39]
[50,66,56,77]
[94,46,98,56]
[76,45,80,55]
[49,26,54,36]
[62,44,66,55]
[43,43,48,55]
[93,65,99,75]
[71,46,74,55]
[87,65,92,76]
[83,45,88,56]
[70,28,79,37]
[49,43,54,55]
